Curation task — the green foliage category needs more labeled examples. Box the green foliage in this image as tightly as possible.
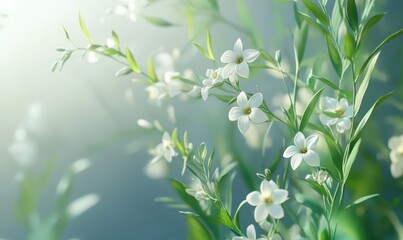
[125,47,142,73]
[143,15,176,27]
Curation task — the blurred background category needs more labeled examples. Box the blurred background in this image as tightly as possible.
[0,0,402,239]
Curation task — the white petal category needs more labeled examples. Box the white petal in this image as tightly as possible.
[268,204,284,219]
[272,189,288,204]
[259,221,274,232]
[238,115,250,135]
[336,118,351,133]
[294,131,306,148]
[249,108,268,123]
[390,151,403,163]
[234,38,243,54]
[188,86,201,96]
[220,50,236,63]
[223,63,237,79]
[303,150,320,167]
[228,107,243,121]
[243,49,260,63]
[246,191,261,206]
[246,224,256,240]
[283,145,298,158]
[388,136,402,150]
[291,154,303,170]
[391,161,403,178]
[237,91,248,107]
[162,132,170,142]
[249,93,263,108]
[236,61,249,78]
[254,204,269,222]
[319,114,337,125]
[261,179,277,193]
[306,134,319,149]
[322,96,338,110]
[201,87,209,101]
[229,74,238,86]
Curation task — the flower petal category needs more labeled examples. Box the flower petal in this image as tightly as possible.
[249,108,268,123]
[220,50,236,63]
[243,49,260,63]
[201,87,209,101]
[228,107,242,121]
[238,115,250,135]
[249,93,263,108]
[283,145,298,158]
[391,161,403,178]
[291,154,303,170]
[322,96,338,110]
[234,38,243,54]
[246,224,256,240]
[254,204,269,222]
[294,131,306,148]
[303,150,320,167]
[272,189,288,204]
[261,179,277,193]
[319,114,337,126]
[306,134,319,149]
[268,203,284,219]
[336,118,351,133]
[236,61,249,78]
[246,191,261,206]
[222,63,237,79]
[388,136,401,150]
[237,91,248,107]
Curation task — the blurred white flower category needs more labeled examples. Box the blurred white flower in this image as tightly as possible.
[388,134,403,178]
[319,97,353,133]
[221,38,260,79]
[106,38,116,48]
[72,158,91,174]
[244,123,272,150]
[150,132,178,163]
[87,51,99,63]
[283,132,320,170]
[111,0,148,22]
[144,159,168,179]
[146,71,182,105]
[185,178,209,201]
[137,119,153,129]
[228,91,268,135]
[246,179,288,222]
[233,224,266,240]
[68,194,99,219]
[271,88,312,119]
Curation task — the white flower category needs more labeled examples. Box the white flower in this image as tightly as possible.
[150,132,178,163]
[283,132,320,170]
[305,169,332,187]
[106,38,116,48]
[87,51,99,63]
[388,134,403,178]
[246,180,288,222]
[228,91,268,135]
[319,97,353,133]
[220,38,260,79]
[146,71,182,105]
[233,224,266,240]
[112,0,148,22]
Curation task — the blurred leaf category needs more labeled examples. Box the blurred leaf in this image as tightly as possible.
[236,0,262,47]
[115,67,133,77]
[352,92,393,142]
[359,29,403,77]
[345,193,379,208]
[67,194,99,219]
[326,36,343,77]
[354,52,380,114]
[343,139,361,181]
[185,215,212,240]
[206,31,214,61]
[147,57,158,83]
[112,30,120,49]
[294,22,309,65]
[185,0,194,38]
[143,15,176,27]
[302,0,329,26]
[222,172,236,212]
[62,26,70,41]
[125,47,141,73]
[299,87,324,131]
[79,14,92,43]
[295,194,324,215]
[102,48,122,56]
[346,0,359,31]
[298,12,328,35]
[193,42,213,61]
[344,32,355,60]
[293,1,303,28]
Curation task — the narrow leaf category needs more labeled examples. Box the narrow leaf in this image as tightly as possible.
[299,12,328,35]
[125,47,141,73]
[79,14,92,42]
[361,14,384,40]
[346,0,359,31]
[193,42,213,61]
[185,215,212,240]
[147,57,158,83]
[206,31,214,61]
[326,36,343,77]
[343,139,361,181]
[143,15,175,27]
[346,193,379,208]
[300,87,324,131]
[302,0,329,26]
[62,26,70,41]
[112,31,121,49]
[344,32,356,60]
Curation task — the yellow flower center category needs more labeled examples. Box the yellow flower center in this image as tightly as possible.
[237,56,244,64]
[244,107,251,115]
[335,108,345,116]
[262,194,273,205]
[300,147,308,154]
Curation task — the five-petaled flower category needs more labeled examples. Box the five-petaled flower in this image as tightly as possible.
[150,132,178,163]
[220,38,260,81]
[388,134,403,178]
[283,131,320,170]
[319,97,353,133]
[188,68,223,101]
[228,91,268,135]
[246,179,288,222]
[232,224,266,240]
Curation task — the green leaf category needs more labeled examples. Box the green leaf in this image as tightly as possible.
[185,215,212,240]
[298,12,328,35]
[147,57,158,83]
[62,26,70,41]
[293,0,303,28]
[346,0,359,31]
[294,22,309,65]
[206,31,214,61]
[299,87,324,131]
[193,42,213,61]
[102,48,122,56]
[359,29,403,77]
[295,194,324,215]
[112,31,120,49]
[219,209,242,235]
[143,15,175,27]
[360,14,384,41]
[302,0,329,26]
[79,14,92,43]
[354,52,380,114]
[344,32,355,60]
[352,92,393,142]
[314,75,351,98]
[115,67,133,77]
[234,200,247,229]
[326,36,343,77]
[345,193,379,208]
[125,47,141,73]
[343,139,361,181]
